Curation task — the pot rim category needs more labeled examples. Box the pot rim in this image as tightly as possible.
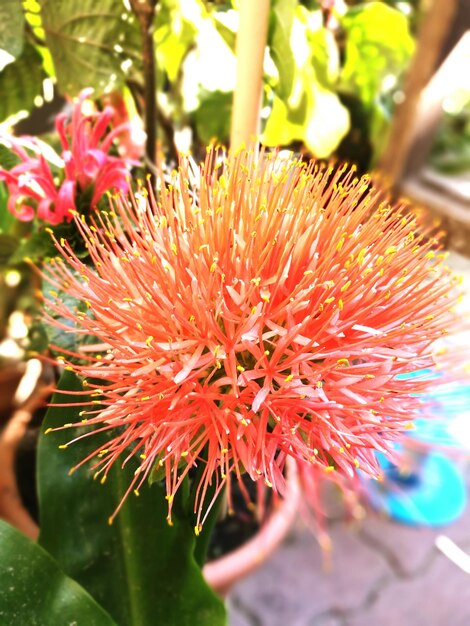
[203,456,300,595]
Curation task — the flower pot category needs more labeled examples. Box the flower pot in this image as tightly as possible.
[203,457,301,597]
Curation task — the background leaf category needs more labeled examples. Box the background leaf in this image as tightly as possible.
[39,0,142,96]
[0,0,24,61]
[38,370,227,626]
[155,0,198,83]
[340,2,415,106]
[263,6,349,157]
[0,519,117,626]
[0,42,46,120]
[194,90,232,144]
[269,0,296,99]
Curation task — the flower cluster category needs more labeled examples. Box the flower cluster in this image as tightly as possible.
[0,90,133,225]
[41,148,463,529]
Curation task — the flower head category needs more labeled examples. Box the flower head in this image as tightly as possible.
[41,148,464,528]
[0,90,133,225]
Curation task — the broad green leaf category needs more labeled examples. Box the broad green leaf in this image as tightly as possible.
[194,90,232,144]
[264,5,349,157]
[307,25,339,89]
[38,370,227,626]
[269,0,296,99]
[8,228,58,264]
[40,272,94,357]
[264,85,349,157]
[156,0,198,82]
[0,182,16,236]
[0,0,24,62]
[0,42,46,121]
[0,144,22,170]
[0,519,117,626]
[9,219,90,265]
[39,0,142,96]
[212,12,236,53]
[340,2,414,106]
[23,0,56,77]
[0,234,19,264]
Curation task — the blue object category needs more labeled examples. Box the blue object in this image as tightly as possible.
[364,370,470,526]
[367,451,467,527]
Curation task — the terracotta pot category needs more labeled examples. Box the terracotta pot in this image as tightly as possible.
[0,364,24,424]
[203,457,301,597]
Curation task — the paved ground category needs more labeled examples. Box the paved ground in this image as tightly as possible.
[228,487,470,626]
[228,252,470,626]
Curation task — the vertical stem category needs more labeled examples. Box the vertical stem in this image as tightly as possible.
[230,0,270,150]
[130,0,158,186]
[377,0,457,188]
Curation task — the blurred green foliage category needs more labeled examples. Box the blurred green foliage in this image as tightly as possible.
[430,93,470,174]
[0,0,417,167]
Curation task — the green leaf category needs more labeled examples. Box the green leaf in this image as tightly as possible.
[340,2,415,106]
[38,370,227,626]
[0,182,16,236]
[263,76,349,157]
[307,24,339,89]
[156,0,198,83]
[9,219,91,265]
[194,90,232,144]
[8,228,57,264]
[39,0,142,96]
[269,0,296,99]
[0,0,24,61]
[264,6,349,157]
[0,42,46,121]
[0,144,22,170]
[0,234,19,264]
[0,519,117,626]
[211,12,236,53]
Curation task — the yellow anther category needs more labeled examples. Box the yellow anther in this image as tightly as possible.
[357,248,367,264]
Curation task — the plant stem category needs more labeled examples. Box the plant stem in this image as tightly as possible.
[230,0,270,150]
[130,0,158,186]
[188,449,226,568]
